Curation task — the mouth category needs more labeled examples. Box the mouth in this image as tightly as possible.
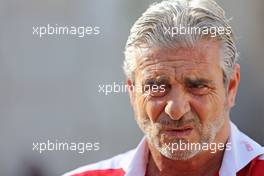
[162,126,193,138]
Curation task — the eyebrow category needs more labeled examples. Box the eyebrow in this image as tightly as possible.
[143,76,170,85]
[142,76,214,87]
[184,77,214,86]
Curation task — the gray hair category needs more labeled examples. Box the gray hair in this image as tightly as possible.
[123,0,238,86]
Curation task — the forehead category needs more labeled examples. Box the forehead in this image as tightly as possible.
[135,39,222,81]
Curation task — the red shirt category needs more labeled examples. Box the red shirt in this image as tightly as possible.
[63,122,264,176]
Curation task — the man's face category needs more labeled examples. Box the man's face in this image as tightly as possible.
[128,39,239,160]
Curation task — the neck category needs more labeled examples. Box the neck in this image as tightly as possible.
[146,120,230,176]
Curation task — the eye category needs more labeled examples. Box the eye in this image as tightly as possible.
[192,84,207,89]
[143,83,170,97]
[188,84,209,95]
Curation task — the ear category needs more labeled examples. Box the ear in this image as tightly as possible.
[227,63,240,108]
[127,79,135,106]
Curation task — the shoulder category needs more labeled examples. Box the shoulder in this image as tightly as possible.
[238,152,264,176]
[251,153,264,175]
[62,149,136,176]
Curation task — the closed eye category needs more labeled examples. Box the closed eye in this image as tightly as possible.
[190,84,207,89]
[142,77,171,97]
[188,84,210,95]
[185,77,212,96]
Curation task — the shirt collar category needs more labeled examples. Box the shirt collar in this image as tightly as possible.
[219,121,264,176]
[124,137,149,176]
[123,121,264,176]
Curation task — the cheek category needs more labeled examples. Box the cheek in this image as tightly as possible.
[190,95,225,123]
[145,99,166,122]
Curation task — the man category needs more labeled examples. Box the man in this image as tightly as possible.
[63,0,264,175]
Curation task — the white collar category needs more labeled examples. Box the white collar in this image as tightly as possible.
[219,122,264,176]
[124,121,264,176]
[124,137,149,176]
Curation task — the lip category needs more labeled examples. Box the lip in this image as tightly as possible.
[162,126,193,138]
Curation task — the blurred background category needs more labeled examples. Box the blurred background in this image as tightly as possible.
[0,0,263,175]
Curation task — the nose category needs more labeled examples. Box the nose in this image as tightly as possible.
[164,87,191,120]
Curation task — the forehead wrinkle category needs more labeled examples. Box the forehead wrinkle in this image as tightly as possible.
[135,43,220,84]
[138,58,213,84]
[138,49,212,70]
[140,67,175,81]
